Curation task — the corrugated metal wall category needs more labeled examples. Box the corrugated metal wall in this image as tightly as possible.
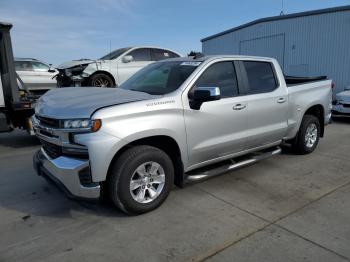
[202,10,350,94]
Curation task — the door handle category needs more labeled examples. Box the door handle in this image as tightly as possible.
[233,104,246,110]
[277,98,287,104]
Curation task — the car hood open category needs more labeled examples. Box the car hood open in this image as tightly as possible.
[35,87,160,119]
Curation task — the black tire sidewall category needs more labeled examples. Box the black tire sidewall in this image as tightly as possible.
[297,115,321,154]
[110,146,174,215]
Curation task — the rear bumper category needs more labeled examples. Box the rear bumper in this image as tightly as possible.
[33,149,101,200]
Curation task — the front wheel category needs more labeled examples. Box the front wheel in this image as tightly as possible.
[292,114,321,154]
[108,146,174,215]
[89,73,114,87]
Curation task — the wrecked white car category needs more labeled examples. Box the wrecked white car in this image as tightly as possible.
[332,86,350,118]
[56,47,180,88]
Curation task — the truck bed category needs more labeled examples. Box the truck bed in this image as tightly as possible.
[285,78,332,139]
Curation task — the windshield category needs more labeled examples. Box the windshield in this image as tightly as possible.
[99,47,131,60]
[120,61,200,95]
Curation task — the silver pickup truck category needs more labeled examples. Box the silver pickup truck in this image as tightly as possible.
[32,55,332,214]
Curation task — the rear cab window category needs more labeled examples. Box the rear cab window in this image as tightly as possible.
[243,61,278,94]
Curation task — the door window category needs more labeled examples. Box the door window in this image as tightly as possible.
[128,48,152,61]
[194,62,239,98]
[31,62,50,71]
[243,61,278,94]
[152,49,179,61]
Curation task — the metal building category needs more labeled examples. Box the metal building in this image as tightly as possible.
[201,5,350,94]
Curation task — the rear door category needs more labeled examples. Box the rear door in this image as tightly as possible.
[239,60,288,149]
[15,61,36,89]
[117,48,153,84]
[183,61,248,168]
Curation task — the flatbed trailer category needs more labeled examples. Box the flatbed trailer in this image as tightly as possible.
[0,22,37,133]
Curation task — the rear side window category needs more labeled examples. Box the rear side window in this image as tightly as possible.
[15,61,33,71]
[195,62,239,98]
[128,48,152,61]
[152,49,179,61]
[243,61,277,94]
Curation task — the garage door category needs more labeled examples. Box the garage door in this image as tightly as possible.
[239,34,285,70]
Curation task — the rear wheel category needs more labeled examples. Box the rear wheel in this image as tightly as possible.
[292,114,321,154]
[108,145,174,215]
[89,73,114,87]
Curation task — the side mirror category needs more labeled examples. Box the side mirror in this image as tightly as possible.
[122,55,134,63]
[190,87,221,110]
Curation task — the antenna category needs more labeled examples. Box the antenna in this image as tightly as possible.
[280,0,285,15]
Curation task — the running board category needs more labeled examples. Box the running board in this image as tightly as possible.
[184,146,281,184]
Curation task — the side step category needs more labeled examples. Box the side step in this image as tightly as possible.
[184,146,281,184]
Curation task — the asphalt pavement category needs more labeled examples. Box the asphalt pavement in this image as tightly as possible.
[0,120,349,262]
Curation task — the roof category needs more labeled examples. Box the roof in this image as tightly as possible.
[201,5,350,42]
[163,55,275,63]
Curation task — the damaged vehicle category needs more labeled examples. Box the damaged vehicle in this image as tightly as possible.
[56,47,180,88]
[332,86,350,118]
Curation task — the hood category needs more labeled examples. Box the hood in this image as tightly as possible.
[35,87,160,119]
[57,59,97,70]
[336,90,350,103]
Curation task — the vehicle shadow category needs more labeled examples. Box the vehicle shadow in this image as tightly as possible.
[0,130,40,148]
[0,182,128,220]
[332,117,350,124]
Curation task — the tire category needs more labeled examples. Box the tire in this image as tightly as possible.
[108,145,174,215]
[292,114,321,154]
[89,73,114,87]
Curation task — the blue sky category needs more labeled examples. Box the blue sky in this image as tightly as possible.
[1,0,349,65]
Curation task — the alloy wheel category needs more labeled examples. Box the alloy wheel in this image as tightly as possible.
[129,162,166,204]
[305,123,318,148]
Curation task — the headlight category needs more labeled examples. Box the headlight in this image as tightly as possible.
[63,119,102,132]
[65,64,89,77]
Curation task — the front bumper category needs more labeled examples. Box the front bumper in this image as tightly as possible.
[33,149,101,200]
[332,104,350,118]
[56,71,89,87]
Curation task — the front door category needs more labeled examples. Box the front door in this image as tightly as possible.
[183,61,248,169]
[31,61,57,88]
[117,48,153,85]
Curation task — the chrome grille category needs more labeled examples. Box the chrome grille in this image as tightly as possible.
[36,115,61,128]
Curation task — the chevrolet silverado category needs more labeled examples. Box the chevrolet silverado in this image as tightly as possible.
[33,55,332,214]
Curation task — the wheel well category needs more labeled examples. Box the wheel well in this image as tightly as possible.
[304,105,325,137]
[107,136,184,187]
[89,71,117,86]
